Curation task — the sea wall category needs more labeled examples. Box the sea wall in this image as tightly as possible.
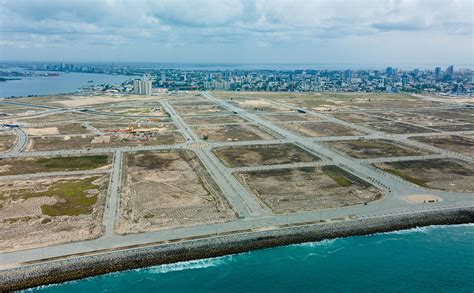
[1,207,473,291]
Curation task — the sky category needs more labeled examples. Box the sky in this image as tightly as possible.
[0,0,472,66]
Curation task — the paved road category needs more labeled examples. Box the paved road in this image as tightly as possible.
[161,100,267,218]
[230,161,329,173]
[10,127,27,154]
[1,92,474,269]
[103,150,123,237]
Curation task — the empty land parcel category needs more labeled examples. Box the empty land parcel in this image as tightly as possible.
[235,166,382,214]
[0,175,108,253]
[326,139,428,159]
[374,158,474,192]
[117,151,235,234]
[213,144,320,167]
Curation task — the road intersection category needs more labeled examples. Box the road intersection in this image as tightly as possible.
[0,93,473,268]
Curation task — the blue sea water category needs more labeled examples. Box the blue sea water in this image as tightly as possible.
[0,72,133,98]
[28,224,474,292]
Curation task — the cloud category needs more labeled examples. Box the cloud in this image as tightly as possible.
[0,0,472,64]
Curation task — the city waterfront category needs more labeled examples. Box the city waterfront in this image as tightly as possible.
[0,72,133,98]
[30,224,474,292]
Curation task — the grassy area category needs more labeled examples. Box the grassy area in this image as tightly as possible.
[0,155,110,176]
[382,168,428,187]
[18,177,102,216]
[322,166,353,187]
[36,155,109,171]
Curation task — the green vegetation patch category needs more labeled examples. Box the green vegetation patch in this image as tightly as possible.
[2,177,102,216]
[36,155,109,171]
[0,155,110,176]
[322,166,353,187]
[382,168,428,187]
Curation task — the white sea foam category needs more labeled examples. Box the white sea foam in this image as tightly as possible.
[149,256,230,274]
[293,238,338,248]
[378,223,474,236]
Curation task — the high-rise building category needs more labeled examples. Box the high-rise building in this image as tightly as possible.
[385,67,394,76]
[133,75,152,95]
[435,67,442,79]
[344,69,352,79]
[445,65,454,80]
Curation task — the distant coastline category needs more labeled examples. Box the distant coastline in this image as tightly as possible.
[0,77,21,82]
[1,207,472,291]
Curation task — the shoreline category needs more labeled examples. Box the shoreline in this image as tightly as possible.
[1,207,473,291]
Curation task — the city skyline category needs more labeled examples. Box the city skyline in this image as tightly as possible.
[0,0,472,65]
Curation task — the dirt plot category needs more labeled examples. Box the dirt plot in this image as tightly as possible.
[260,113,317,122]
[363,122,433,134]
[95,106,167,116]
[213,144,320,167]
[0,104,43,115]
[236,166,382,214]
[90,122,177,132]
[25,132,185,151]
[411,135,474,157]
[23,123,90,136]
[330,112,389,123]
[280,121,365,137]
[375,111,460,127]
[429,123,474,132]
[326,139,427,159]
[117,151,235,234]
[0,175,108,253]
[193,124,274,142]
[169,100,216,106]
[230,99,292,112]
[374,158,474,192]
[0,155,110,176]
[183,115,248,125]
[438,109,474,123]
[215,92,443,111]
[0,131,16,152]
[174,104,228,116]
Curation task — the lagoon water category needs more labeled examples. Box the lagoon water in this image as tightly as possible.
[0,72,133,98]
[29,224,474,292]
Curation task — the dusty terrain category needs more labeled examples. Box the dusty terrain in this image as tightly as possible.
[117,151,236,234]
[411,135,474,157]
[260,113,317,122]
[236,166,382,214]
[0,175,108,253]
[0,131,16,152]
[193,124,274,142]
[23,123,90,136]
[25,132,184,151]
[330,112,389,123]
[363,121,432,134]
[183,115,248,125]
[280,121,365,137]
[326,139,428,159]
[230,99,292,112]
[174,104,228,116]
[374,158,474,192]
[213,144,320,167]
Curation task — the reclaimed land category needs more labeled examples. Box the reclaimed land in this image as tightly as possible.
[1,207,473,291]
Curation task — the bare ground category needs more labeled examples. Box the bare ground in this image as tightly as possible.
[116,151,236,234]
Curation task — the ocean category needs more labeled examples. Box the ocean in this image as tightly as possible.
[28,224,474,292]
